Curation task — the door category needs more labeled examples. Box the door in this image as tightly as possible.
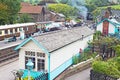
[103,21,109,35]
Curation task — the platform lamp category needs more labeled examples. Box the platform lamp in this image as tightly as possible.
[26,59,34,80]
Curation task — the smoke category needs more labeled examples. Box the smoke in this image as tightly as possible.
[70,0,88,20]
[58,0,88,20]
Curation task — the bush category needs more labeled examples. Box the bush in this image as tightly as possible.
[92,60,120,78]
[115,57,120,71]
[72,55,79,65]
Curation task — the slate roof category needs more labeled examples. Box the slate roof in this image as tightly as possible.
[19,2,42,14]
[97,18,120,27]
[34,27,94,52]
[0,23,35,30]
[101,10,120,22]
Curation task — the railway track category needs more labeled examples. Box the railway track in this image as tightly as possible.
[0,53,18,64]
[0,44,19,66]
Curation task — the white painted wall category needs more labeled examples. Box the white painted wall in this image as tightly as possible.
[50,34,93,72]
[108,23,115,34]
[97,22,115,34]
[97,23,103,33]
[19,34,93,73]
[19,40,48,71]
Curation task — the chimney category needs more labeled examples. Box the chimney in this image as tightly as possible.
[107,7,112,15]
[104,10,110,18]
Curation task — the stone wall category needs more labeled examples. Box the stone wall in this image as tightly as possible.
[54,58,93,80]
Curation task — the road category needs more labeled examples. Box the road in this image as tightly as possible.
[65,68,91,80]
[0,60,19,80]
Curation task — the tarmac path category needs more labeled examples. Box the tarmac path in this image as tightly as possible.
[0,60,19,80]
[65,68,91,80]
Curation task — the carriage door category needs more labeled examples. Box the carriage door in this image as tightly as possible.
[103,21,109,36]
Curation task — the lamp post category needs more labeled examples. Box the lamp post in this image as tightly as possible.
[26,59,34,80]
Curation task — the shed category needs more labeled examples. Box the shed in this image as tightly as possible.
[14,27,94,80]
[96,18,120,35]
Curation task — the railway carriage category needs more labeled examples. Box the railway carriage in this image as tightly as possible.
[0,23,37,41]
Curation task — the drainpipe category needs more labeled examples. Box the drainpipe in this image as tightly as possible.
[48,54,50,80]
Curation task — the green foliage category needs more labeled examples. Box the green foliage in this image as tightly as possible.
[22,0,41,5]
[48,3,77,17]
[116,57,120,71]
[18,14,33,23]
[92,5,120,21]
[72,55,79,65]
[92,60,120,78]
[85,0,111,12]
[99,5,120,10]
[0,0,21,24]
[93,31,101,40]
[0,3,9,25]
[59,0,68,4]
[114,45,120,57]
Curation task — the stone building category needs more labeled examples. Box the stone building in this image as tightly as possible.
[19,2,45,22]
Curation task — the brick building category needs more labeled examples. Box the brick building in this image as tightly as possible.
[19,2,45,22]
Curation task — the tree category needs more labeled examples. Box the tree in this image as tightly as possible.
[114,45,120,57]
[85,0,110,12]
[59,0,69,4]
[0,0,21,24]
[0,3,9,25]
[18,14,33,23]
[48,3,77,17]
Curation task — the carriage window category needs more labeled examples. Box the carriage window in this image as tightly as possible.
[0,30,2,35]
[5,30,8,34]
[23,27,26,31]
[27,27,28,31]
[15,28,17,32]
[10,29,13,34]
[19,28,23,31]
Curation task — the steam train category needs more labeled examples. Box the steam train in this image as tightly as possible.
[77,12,93,20]
[87,12,93,20]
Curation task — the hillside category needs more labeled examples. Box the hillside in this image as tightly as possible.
[99,5,120,10]
[92,5,120,18]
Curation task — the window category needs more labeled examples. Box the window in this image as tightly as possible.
[25,51,35,56]
[37,52,45,57]
[5,29,8,34]
[25,57,35,69]
[27,27,28,31]
[37,59,45,71]
[0,30,2,35]
[15,28,17,32]
[19,28,23,31]
[10,29,13,34]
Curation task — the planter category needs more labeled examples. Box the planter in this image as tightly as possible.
[90,69,118,80]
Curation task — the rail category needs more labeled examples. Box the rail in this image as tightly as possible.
[0,53,18,63]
